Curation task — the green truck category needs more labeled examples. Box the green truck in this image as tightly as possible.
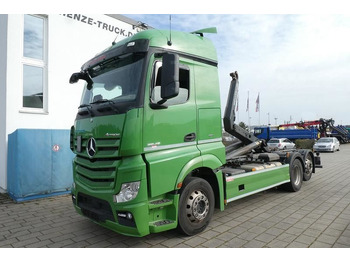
[69,27,321,237]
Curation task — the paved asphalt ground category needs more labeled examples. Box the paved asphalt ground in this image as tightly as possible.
[1,145,350,248]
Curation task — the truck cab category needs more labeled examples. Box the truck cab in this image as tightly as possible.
[70,29,225,236]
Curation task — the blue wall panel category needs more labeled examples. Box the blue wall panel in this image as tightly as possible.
[7,129,74,202]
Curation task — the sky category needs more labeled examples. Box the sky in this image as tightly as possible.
[6,0,350,126]
[125,12,350,126]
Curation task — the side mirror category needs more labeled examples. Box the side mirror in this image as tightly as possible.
[69,72,83,84]
[161,53,179,100]
[69,72,93,90]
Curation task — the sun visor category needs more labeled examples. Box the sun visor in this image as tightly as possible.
[81,39,149,71]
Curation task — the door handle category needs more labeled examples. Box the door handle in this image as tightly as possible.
[184,133,196,142]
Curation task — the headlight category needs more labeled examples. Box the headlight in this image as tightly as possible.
[114,181,140,203]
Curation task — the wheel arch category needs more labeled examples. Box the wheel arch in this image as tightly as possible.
[176,154,225,210]
[286,151,305,174]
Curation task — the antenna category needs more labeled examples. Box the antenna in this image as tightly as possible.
[112,33,119,46]
[167,15,172,46]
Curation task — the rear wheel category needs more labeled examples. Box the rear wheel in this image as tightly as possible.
[283,158,303,192]
[177,177,215,236]
[303,153,313,181]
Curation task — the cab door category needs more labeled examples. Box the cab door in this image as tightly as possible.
[143,55,199,197]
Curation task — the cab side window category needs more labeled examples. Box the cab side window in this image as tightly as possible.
[151,61,190,106]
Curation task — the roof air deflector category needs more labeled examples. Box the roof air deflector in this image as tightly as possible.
[191,27,217,36]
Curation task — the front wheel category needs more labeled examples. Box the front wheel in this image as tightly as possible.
[177,177,215,236]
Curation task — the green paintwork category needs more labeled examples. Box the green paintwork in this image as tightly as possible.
[71,28,292,237]
[120,108,143,156]
[145,146,200,197]
[72,153,150,236]
[225,165,290,202]
[191,27,218,34]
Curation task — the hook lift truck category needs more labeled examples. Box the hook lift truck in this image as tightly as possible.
[69,27,322,237]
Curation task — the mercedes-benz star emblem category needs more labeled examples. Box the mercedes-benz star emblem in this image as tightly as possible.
[87,137,97,158]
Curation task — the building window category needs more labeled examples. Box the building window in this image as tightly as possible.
[22,14,47,111]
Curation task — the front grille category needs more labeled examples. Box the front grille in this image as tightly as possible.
[74,137,120,158]
[73,137,121,189]
[78,193,115,222]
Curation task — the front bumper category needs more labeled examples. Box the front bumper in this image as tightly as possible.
[72,193,151,237]
[313,147,333,152]
[71,183,179,237]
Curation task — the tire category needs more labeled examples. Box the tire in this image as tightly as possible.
[283,158,303,192]
[303,153,313,181]
[177,177,215,236]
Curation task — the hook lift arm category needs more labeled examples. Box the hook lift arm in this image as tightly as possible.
[223,72,268,159]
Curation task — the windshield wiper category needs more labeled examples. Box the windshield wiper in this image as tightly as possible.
[90,99,114,105]
[78,104,94,116]
[91,99,120,114]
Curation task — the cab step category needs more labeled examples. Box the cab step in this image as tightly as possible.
[153,219,175,227]
[148,199,173,209]
[149,219,176,233]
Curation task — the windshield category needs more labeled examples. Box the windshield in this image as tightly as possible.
[318,138,333,143]
[80,53,145,107]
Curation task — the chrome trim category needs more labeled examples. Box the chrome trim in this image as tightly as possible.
[86,137,97,158]
[198,138,222,144]
[225,164,289,180]
[144,141,196,152]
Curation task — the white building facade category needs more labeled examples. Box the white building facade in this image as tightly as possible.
[0,14,142,199]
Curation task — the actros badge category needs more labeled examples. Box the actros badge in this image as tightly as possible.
[87,137,97,158]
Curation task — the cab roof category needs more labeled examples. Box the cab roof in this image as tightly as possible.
[82,29,218,71]
[106,29,217,63]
